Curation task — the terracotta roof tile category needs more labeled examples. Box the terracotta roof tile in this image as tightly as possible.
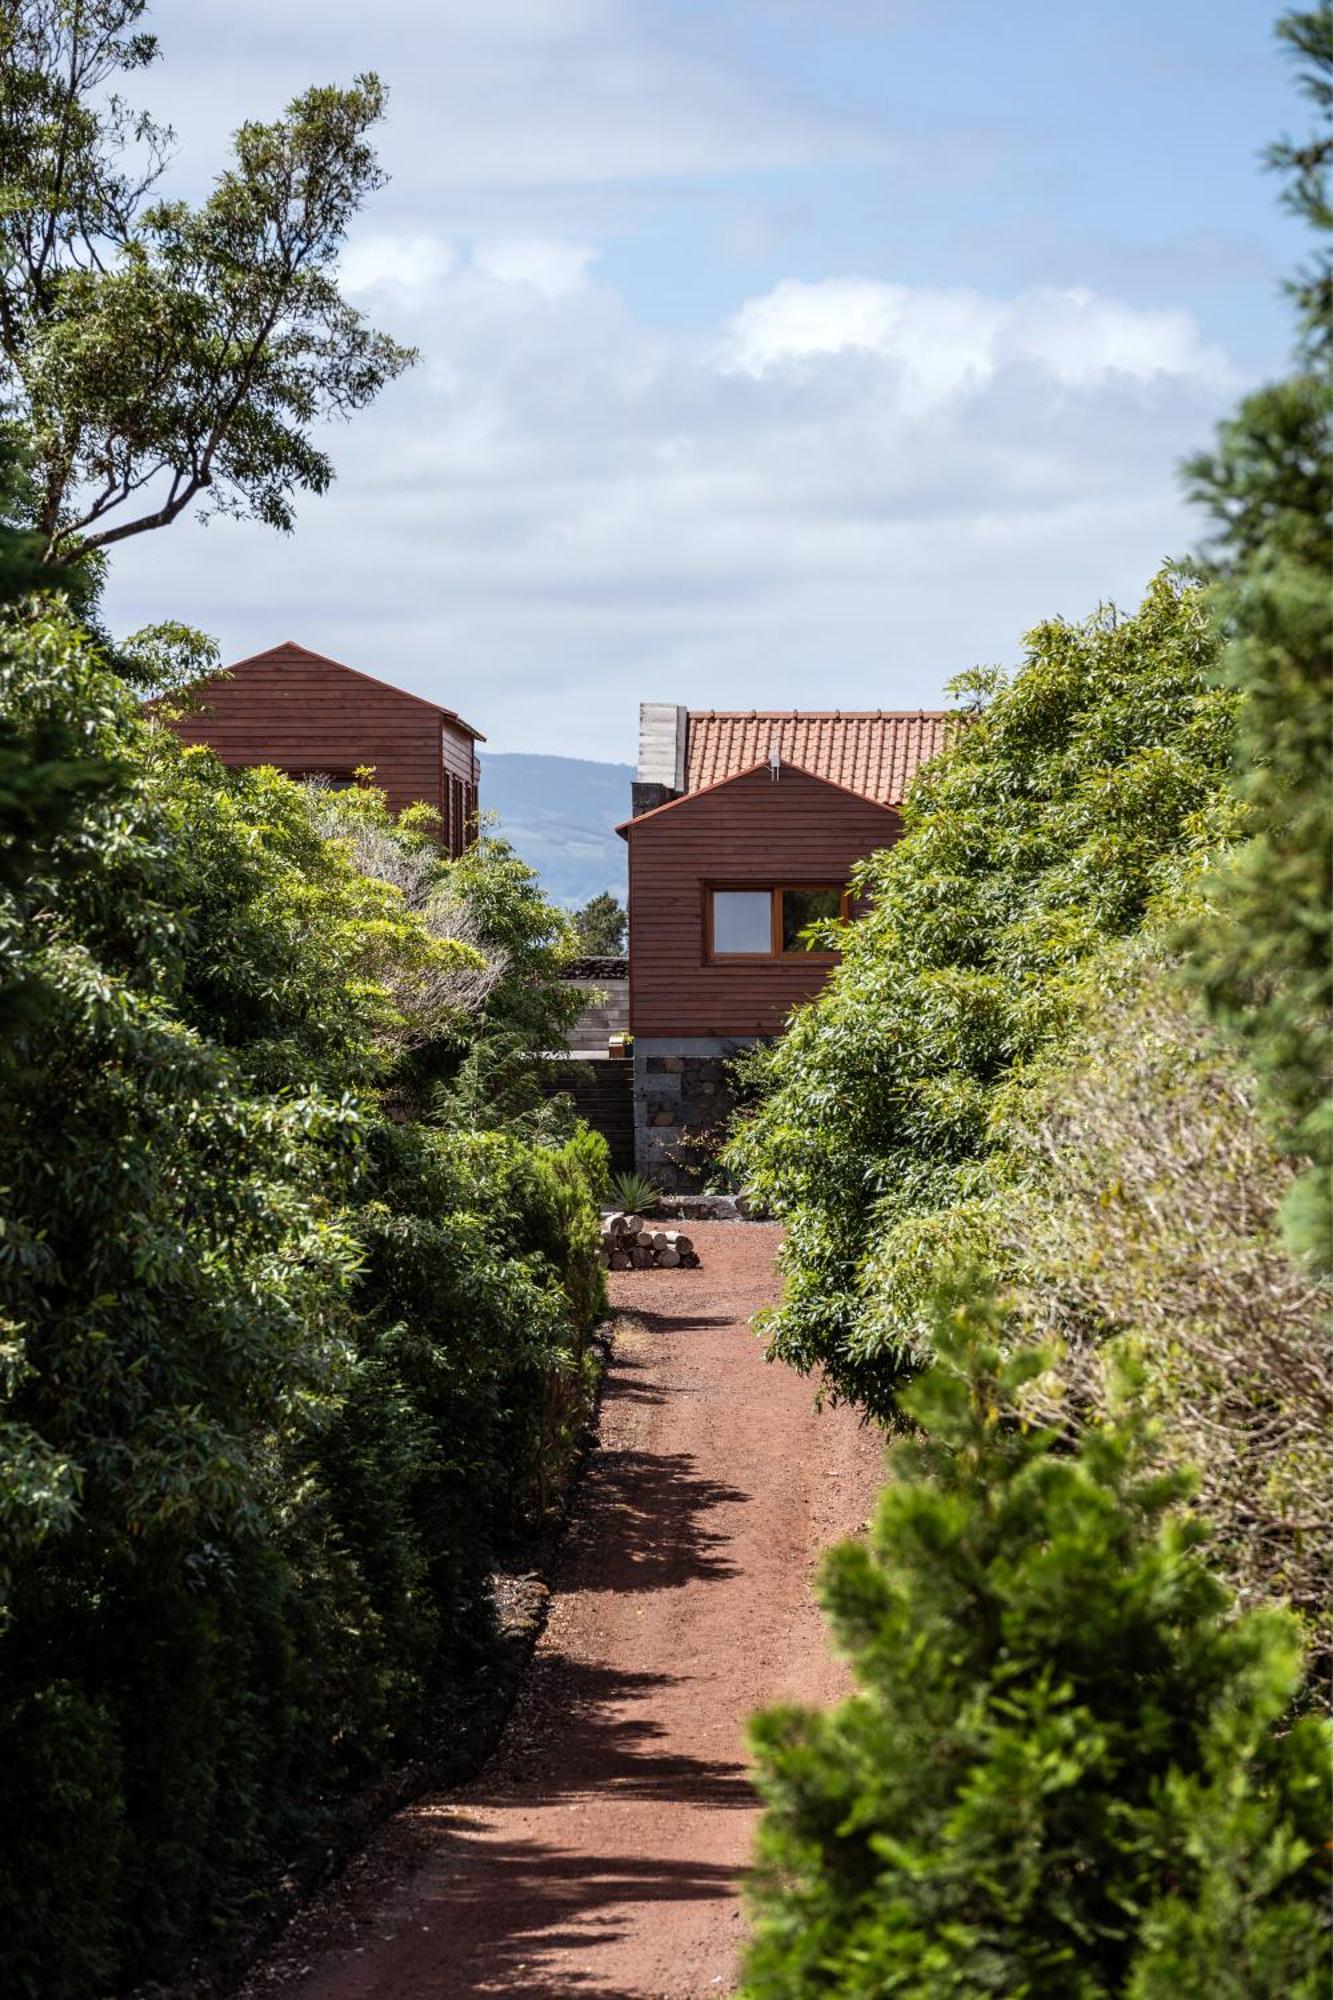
[685,710,948,806]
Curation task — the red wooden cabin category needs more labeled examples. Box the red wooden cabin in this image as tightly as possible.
[619,704,948,1181]
[163,641,484,857]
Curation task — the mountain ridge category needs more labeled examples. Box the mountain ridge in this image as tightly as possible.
[479,750,632,908]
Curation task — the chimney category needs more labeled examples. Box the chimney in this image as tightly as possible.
[632,702,687,818]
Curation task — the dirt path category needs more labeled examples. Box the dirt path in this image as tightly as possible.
[242,1222,884,2000]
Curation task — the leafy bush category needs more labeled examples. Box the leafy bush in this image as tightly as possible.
[0,603,605,1994]
[561,1122,613,1207]
[311,782,586,1124]
[742,1290,1332,1999]
[728,569,1240,1416]
[991,959,1333,1668]
[1180,7,1333,1266]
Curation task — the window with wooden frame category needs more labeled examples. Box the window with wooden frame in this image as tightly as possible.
[706,885,847,961]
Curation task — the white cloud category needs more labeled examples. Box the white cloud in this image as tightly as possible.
[102,256,1238,762]
[340,231,598,307]
[472,238,599,297]
[339,233,457,298]
[149,2,888,202]
[721,277,1235,403]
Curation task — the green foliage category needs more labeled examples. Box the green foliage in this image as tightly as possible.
[309,784,585,1119]
[572,889,627,955]
[561,1122,612,1206]
[0,603,605,1993]
[985,955,1333,1668]
[1180,7,1333,1266]
[728,570,1239,1415]
[0,2,413,563]
[444,827,583,1050]
[742,1289,1332,1999]
[1267,3,1333,363]
[610,1169,658,1215]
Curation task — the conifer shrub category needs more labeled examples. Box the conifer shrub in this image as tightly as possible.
[742,1287,1331,1999]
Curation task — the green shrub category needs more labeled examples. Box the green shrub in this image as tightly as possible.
[0,1685,123,1999]
[609,1168,658,1215]
[561,1122,612,1206]
[742,1287,1332,1999]
[985,956,1333,1667]
[728,569,1240,1416]
[0,603,606,1992]
[1181,12,1333,1268]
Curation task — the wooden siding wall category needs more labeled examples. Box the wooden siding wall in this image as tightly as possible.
[165,646,478,856]
[626,762,901,1037]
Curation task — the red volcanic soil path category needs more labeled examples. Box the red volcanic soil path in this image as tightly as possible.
[241,1222,884,2000]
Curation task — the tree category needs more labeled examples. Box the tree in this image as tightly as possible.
[0,0,413,565]
[742,1289,1332,1999]
[1267,2,1333,362]
[0,617,605,1992]
[727,570,1239,1416]
[572,889,626,955]
[1182,2,1333,1267]
[306,785,586,1109]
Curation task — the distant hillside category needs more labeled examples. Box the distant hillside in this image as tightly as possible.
[479,752,632,908]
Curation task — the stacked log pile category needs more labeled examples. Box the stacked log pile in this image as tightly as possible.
[599,1213,700,1271]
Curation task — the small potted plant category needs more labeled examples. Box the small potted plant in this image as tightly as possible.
[608,1031,634,1060]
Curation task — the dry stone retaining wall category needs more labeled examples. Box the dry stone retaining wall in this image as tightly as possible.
[633,1043,752,1189]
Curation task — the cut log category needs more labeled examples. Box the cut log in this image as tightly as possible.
[634,1228,655,1247]
[608,1250,631,1271]
[631,1246,653,1269]
[655,1248,681,1268]
[673,1234,694,1254]
[680,1250,701,1268]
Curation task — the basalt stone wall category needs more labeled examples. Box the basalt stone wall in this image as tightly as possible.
[633,1038,755,1188]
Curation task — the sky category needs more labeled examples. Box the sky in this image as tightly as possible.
[100,1,1303,762]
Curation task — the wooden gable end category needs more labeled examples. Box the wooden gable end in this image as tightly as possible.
[625,760,902,1038]
[163,643,479,854]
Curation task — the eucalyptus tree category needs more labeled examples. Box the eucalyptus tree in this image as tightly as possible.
[0,1,414,566]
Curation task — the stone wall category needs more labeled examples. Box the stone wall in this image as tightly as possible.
[632,1036,755,1189]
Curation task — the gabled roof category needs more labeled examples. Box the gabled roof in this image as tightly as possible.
[219,641,486,741]
[617,756,902,835]
[685,709,947,807]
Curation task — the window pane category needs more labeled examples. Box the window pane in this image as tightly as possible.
[781,885,842,953]
[712,890,772,954]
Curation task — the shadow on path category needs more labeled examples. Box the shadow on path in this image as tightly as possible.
[563,1444,747,1593]
[488,1656,754,1809]
[419,1649,754,1996]
[411,1816,740,1997]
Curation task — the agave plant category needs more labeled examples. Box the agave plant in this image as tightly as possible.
[609,1168,658,1215]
